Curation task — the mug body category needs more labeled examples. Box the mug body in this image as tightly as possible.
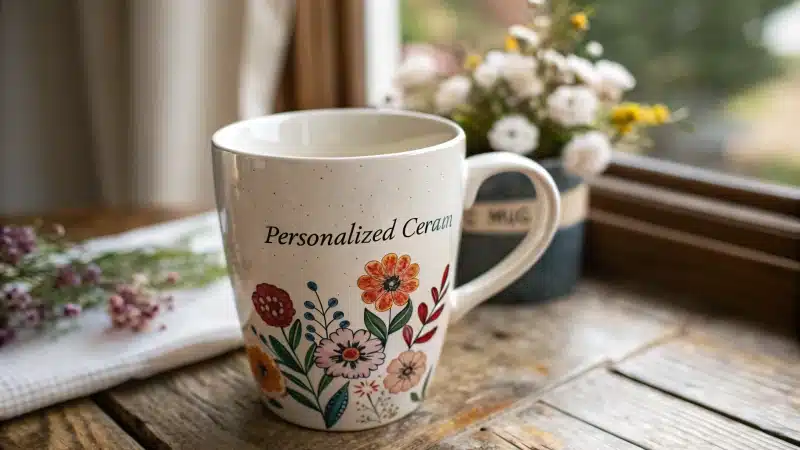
[211,109,466,431]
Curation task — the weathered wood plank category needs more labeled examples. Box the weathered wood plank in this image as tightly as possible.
[542,369,797,450]
[0,399,142,450]
[96,283,679,450]
[615,335,800,444]
[436,402,644,450]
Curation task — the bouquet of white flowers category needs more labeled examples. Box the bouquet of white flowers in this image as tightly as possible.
[382,0,685,178]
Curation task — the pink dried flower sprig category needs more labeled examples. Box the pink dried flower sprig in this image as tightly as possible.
[0,222,226,347]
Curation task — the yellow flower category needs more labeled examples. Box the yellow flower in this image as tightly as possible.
[610,103,644,125]
[505,35,520,52]
[464,54,482,71]
[639,107,658,125]
[652,104,671,124]
[570,13,589,31]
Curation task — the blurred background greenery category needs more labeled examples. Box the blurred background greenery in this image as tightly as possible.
[401,0,800,187]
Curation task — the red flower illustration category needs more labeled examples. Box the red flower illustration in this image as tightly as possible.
[357,253,419,312]
[251,283,296,328]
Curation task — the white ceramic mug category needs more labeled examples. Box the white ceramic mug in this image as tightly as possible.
[211,109,560,431]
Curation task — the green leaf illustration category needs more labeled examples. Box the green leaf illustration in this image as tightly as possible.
[304,343,317,373]
[267,399,283,409]
[421,365,434,398]
[288,319,302,350]
[410,392,420,402]
[269,335,303,373]
[388,300,413,335]
[323,382,350,429]
[287,388,319,412]
[282,371,313,395]
[364,309,387,345]
[318,373,334,393]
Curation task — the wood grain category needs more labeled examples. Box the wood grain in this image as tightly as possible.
[615,335,800,444]
[0,400,142,450]
[96,283,678,450]
[436,402,644,450]
[542,369,797,450]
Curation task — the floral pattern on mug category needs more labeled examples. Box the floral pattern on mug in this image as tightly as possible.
[252,283,296,328]
[315,328,385,379]
[358,253,420,312]
[245,345,286,398]
[384,350,427,394]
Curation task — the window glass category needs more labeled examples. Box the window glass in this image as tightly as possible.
[401,0,800,187]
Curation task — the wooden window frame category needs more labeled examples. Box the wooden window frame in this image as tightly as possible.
[295,0,800,329]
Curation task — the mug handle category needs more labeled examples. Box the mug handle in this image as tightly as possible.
[449,152,561,323]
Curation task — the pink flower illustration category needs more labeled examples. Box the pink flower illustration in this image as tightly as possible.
[384,350,427,394]
[315,328,385,379]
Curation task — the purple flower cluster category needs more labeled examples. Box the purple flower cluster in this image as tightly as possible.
[0,226,37,266]
[107,278,175,332]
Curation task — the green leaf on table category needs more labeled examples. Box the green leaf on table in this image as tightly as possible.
[318,373,334,393]
[288,319,302,350]
[388,300,412,335]
[304,343,317,373]
[287,388,319,412]
[269,336,303,373]
[281,371,312,395]
[364,309,387,345]
[323,382,350,429]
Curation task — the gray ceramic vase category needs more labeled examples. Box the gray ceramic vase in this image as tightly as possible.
[457,158,586,303]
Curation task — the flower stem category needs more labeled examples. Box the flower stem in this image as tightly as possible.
[314,291,329,338]
[366,393,381,422]
[281,327,324,414]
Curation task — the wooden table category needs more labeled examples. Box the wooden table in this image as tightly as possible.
[1,210,798,450]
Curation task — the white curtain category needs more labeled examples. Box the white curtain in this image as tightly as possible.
[0,0,293,215]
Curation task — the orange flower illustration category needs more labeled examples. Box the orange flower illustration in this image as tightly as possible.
[246,345,285,398]
[357,253,420,312]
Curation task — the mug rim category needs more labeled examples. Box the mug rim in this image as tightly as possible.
[211,108,465,162]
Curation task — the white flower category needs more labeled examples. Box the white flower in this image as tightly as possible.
[473,63,499,88]
[509,25,540,47]
[562,131,612,178]
[434,75,471,114]
[566,55,599,86]
[498,53,539,99]
[594,60,636,101]
[533,16,551,29]
[546,86,599,127]
[488,115,540,155]
[586,41,604,58]
[485,50,506,68]
[528,0,546,6]
[393,54,437,88]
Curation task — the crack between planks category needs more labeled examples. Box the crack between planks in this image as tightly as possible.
[538,395,651,450]
[608,368,800,448]
[93,393,167,450]
[419,359,621,450]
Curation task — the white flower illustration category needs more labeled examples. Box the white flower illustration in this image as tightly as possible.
[562,131,612,178]
[546,85,599,127]
[488,115,540,155]
[434,75,471,113]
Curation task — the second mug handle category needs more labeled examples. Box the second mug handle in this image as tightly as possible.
[448,152,561,323]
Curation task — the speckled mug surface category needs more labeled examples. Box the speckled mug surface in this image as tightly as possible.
[211,109,560,431]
